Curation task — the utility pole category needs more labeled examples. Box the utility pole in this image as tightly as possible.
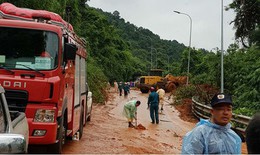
[220,0,224,93]
[173,10,192,85]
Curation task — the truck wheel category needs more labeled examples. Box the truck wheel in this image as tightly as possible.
[87,115,91,121]
[79,107,84,140]
[85,106,90,123]
[87,105,92,122]
[52,116,67,153]
[141,88,149,93]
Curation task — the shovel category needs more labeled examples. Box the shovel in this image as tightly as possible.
[135,111,137,128]
[134,111,147,130]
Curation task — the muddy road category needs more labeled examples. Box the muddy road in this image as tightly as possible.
[62,89,247,154]
[62,89,194,154]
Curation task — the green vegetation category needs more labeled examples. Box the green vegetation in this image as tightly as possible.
[0,0,259,114]
[86,57,108,103]
[173,85,197,105]
[227,0,260,48]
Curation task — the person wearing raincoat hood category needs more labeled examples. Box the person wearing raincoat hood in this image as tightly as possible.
[182,93,241,154]
[123,100,141,128]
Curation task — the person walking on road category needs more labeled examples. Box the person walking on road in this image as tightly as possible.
[147,87,160,124]
[123,82,130,97]
[123,100,141,128]
[246,112,260,154]
[182,93,241,154]
[118,81,123,96]
[113,80,118,93]
[156,87,165,114]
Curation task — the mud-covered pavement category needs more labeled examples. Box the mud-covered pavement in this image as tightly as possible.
[62,89,195,154]
[62,89,247,154]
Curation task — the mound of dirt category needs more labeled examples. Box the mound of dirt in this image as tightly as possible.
[174,98,198,123]
[135,124,146,130]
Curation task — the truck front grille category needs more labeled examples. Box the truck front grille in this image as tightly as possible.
[5,90,28,112]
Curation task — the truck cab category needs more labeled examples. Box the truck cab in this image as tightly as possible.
[0,3,89,153]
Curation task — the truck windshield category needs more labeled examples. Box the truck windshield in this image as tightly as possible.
[0,27,58,70]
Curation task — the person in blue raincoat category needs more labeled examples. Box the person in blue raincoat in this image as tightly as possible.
[123,100,141,128]
[147,87,160,124]
[182,93,241,154]
[123,82,130,96]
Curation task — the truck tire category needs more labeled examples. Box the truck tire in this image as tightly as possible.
[140,88,149,93]
[52,115,67,153]
[84,106,91,126]
[87,114,91,121]
[86,105,92,122]
[79,107,84,140]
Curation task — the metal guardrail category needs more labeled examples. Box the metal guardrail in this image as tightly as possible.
[192,97,251,134]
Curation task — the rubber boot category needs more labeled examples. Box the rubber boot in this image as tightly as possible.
[128,122,134,128]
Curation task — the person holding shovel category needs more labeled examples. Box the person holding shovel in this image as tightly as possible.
[123,100,141,128]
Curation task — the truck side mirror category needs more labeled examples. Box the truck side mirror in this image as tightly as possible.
[64,43,77,61]
[0,134,27,153]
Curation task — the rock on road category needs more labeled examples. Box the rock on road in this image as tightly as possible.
[62,89,195,154]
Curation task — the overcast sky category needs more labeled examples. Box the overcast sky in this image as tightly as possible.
[88,0,236,51]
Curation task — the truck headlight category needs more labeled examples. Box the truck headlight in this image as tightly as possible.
[34,109,55,123]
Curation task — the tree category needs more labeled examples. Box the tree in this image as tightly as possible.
[112,10,120,18]
[227,0,260,47]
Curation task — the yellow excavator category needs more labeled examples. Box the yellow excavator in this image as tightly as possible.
[135,69,165,93]
[135,69,187,93]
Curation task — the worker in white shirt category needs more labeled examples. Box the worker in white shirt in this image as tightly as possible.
[156,87,165,114]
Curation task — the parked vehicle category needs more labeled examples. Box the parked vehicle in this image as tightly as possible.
[135,69,164,93]
[0,85,29,154]
[135,69,187,93]
[0,3,90,153]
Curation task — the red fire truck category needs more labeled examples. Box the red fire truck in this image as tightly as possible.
[0,3,91,153]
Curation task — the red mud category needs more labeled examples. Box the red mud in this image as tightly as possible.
[174,98,198,123]
[135,124,146,130]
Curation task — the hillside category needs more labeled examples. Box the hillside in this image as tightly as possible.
[1,1,260,114]
[86,7,187,79]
